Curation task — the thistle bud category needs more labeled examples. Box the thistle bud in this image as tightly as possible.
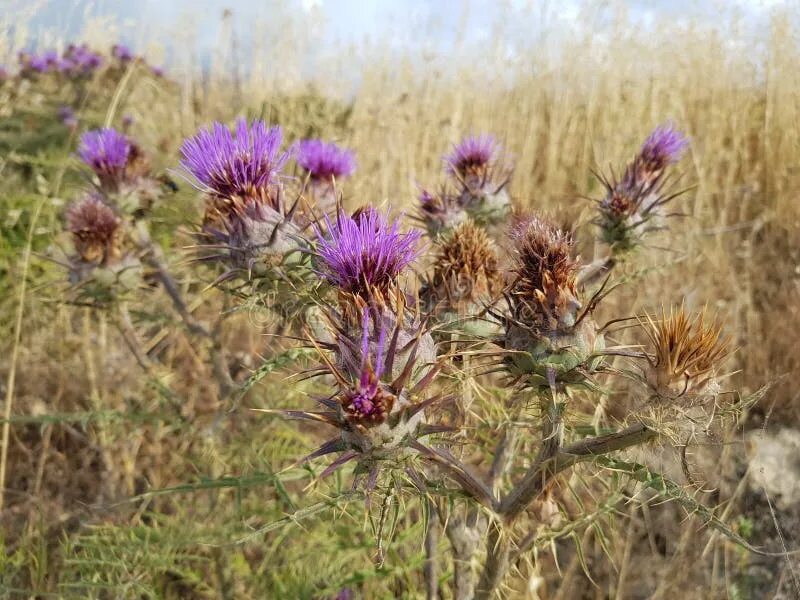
[417,187,469,238]
[422,220,503,338]
[594,122,689,253]
[640,307,730,403]
[307,305,441,459]
[444,134,513,227]
[502,215,601,385]
[294,139,356,221]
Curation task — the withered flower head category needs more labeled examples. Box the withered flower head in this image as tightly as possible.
[511,214,579,323]
[641,306,730,401]
[501,214,600,385]
[428,220,502,308]
[66,194,122,264]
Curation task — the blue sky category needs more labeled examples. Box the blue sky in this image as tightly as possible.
[7,0,791,67]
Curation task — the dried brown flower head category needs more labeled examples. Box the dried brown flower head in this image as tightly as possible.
[510,214,580,331]
[428,220,503,308]
[641,306,731,401]
[66,194,122,265]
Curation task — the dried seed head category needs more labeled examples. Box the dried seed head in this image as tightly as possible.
[66,194,122,265]
[503,214,601,385]
[641,306,730,402]
[511,214,579,328]
[426,220,502,310]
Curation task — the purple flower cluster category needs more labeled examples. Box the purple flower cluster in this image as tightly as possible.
[78,128,131,179]
[639,122,689,169]
[295,139,356,181]
[444,134,499,177]
[180,119,288,199]
[19,44,103,76]
[315,209,422,296]
[62,44,104,74]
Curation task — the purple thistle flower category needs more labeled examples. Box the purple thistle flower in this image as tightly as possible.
[150,65,164,77]
[27,49,59,73]
[342,311,391,424]
[295,139,356,181]
[112,44,134,63]
[639,122,689,169]
[63,44,103,74]
[314,208,422,297]
[58,105,78,129]
[78,128,131,182]
[444,134,499,177]
[180,118,288,199]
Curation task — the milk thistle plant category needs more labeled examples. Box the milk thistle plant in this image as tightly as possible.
[51,117,748,598]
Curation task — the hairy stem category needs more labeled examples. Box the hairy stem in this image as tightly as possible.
[134,221,236,399]
[499,388,564,522]
[424,500,439,600]
[474,520,510,600]
[445,509,487,600]
[472,423,656,598]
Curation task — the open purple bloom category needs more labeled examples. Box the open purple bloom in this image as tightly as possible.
[444,134,499,177]
[28,50,59,73]
[295,139,356,181]
[58,105,78,129]
[640,122,689,168]
[78,128,131,180]
[180,118,288,199]
[315,208,422,296]
[112,44,134,63]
